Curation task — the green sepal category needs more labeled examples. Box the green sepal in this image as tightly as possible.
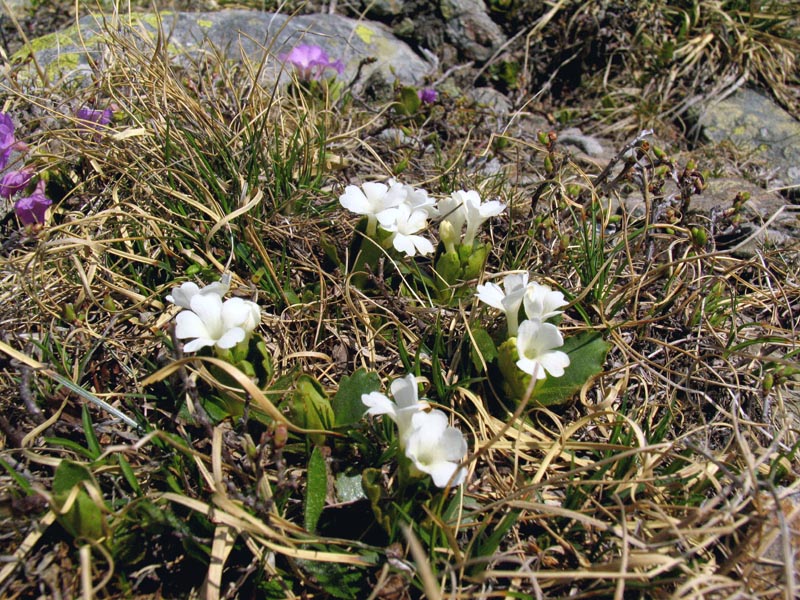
[434,250,461,289]
[497,337,535,403]
[463,242,490,281]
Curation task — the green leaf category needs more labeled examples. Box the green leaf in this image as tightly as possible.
[304,446,328,533]
[52,460,106,542]
[533,332,610,406]
[396,86,421,116]
[291,374,334,444]
[471,509,520,575]
[470,326,498,373]
[117,455,142,496]
[499,332,610,406]
[81,405,101,460]
[331,368,380,427]
[299,560,364,599]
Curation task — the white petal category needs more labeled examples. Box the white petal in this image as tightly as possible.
[409,408,448,439]
[479,200,506,218]
[391,233,418,256]
[377,207,400,229]
[167,281,201,308]
[409,235,434,256]
[536,321,565,350]
[362,181,389,205]
[538,350,570,377]
[216,327,246,349]
[221,297,250,329]
[398,209,429,235]
[425,461,463,488]
[390,374,419,410]
[339,185,370,214]
[175,310,209,340]
[189,294,224,337]
[503,273,529,294]
[440,426,468,461]
[362,391,396,417]
[183,337,216,353]
[517,319,563,358]
[201,279,230,297]
[516,357,546,379]
[476,282,505,310]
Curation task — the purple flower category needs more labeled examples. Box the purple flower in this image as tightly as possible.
[418,88,438,104]
[14,181,52,226]
[0,169,33,198]
[280,44,344,81]
[0,113,16,170]
[76,107,113,130]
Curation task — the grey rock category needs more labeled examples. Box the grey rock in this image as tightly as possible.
[691,177,798,257]
[619,175,798,256]
[468,86,511,133]
[10,10,432,90]
[440,0,507,62]
[360,0,406,18]
[699,88,800,195]
[470,86,511,115]
[559,128,605,158]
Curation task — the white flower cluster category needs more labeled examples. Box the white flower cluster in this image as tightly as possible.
[362,373,468,488]
[167,277,261,353]
[477,273,570,380]
[339,180,505,257]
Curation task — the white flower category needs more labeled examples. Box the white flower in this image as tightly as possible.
[476,272,529,335]
[515,319,570,380]
[523,282,568,321]
[404,409,467,487]
[175,294,261,353]
[377,203,435,257]
[166,278,230,309]
[389,179,438,218]
[339,182,403,218]
[362,373,429,443]
[440,190,505,247]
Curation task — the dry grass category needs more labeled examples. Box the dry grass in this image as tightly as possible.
[0,2,799,599]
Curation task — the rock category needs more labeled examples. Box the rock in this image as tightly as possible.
[9,10,432,90]
[440,0,507,62]
[699,88,800,196]
[692,177,798,257]
[558,128,605,158]
[619,175,798,257]
[360,0,406,18]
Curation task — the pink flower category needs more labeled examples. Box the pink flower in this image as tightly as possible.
[14,181,52,226]
[0,113,16,170]
[0,169,33,198]
[76,107,113,130]
[417,88,438,104]
[280,44,344,80]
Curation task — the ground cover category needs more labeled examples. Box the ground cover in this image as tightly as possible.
[1,1,799,598]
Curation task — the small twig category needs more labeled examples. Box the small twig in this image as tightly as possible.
[593,129,654,193]
[18,364,43,421]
